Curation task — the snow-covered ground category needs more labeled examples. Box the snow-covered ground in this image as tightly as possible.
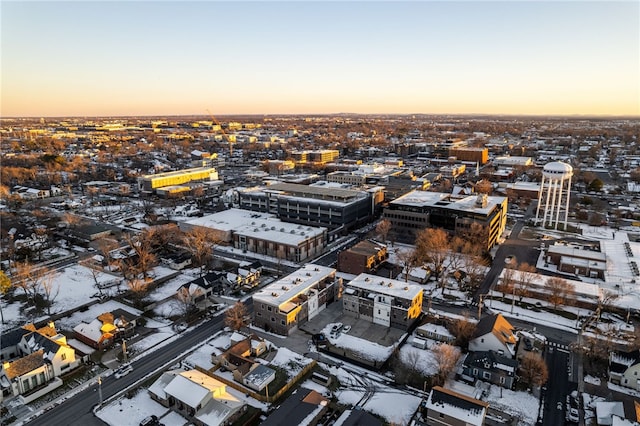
[323,322,397,363]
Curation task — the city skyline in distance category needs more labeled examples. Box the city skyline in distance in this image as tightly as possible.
[2,1,638,118]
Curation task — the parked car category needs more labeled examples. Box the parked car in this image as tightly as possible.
[140,415,159,426]
[115,363,133,379]
[341,325,351,334]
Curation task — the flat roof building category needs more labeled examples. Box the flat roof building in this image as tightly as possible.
[252,264,342,335]
[384,190,508,250]
[342,273,423,330]
[235,182,372,232]
[138,166,219,192]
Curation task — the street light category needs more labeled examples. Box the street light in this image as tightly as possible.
[98,375,103,405]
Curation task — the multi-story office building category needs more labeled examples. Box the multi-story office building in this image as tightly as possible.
[137,166,219,193]
[342,273,422,330]
[252,264,342,335]
[235,183,372,231]
[448,147,489,165]
[290,149,339,165]
[383,191,508,250]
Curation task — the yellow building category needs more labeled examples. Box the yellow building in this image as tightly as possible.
[138,166,218,192]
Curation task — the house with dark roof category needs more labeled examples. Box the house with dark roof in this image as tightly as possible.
[461,350,519,389]
[176,272,225,308]
[17,323,79,377]
[0,327,32,361]
[261,387,329,426]
[334,409,383,426]
[468,314,517,358]
[422,386,488,426]
[609,349,640,391]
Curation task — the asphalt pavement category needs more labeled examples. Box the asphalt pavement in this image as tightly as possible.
[24,313,227,426]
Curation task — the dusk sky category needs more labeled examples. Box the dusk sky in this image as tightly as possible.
[2,1,638,117]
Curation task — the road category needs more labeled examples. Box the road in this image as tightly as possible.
[541,340,572,426]
[25,313,227,426]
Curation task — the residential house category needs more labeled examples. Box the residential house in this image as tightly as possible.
[18,323,79,377]
[0,327,32,361]
[468,314,517,358]
[1,350,55,401]
[415,323,455,344]
[595,401,626,426]
[461,350,518,389]
[211,332,272,391]
[422,385,488,426]
[177,272,225,307]
[261,387,329,426]
[148,369,244,426]
[608,350,640,391]
[73,311,136,350]
[226,261,262,291]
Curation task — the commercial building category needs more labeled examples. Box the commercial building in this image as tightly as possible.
[337,240,388,275]
[290,149,339,165]
[252,264,342,335]
[137,166,219,193]
[342,273,423,330]
[180,208,327,263]
[235,182,373,231]
[449,147,489,165]
[383,191,508,250]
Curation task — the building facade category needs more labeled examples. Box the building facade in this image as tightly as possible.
[342,273,423,330]
[252,264,342,335]
[137,166,219,192]
[236,183,373,231]
[337,240,388,275]
[384,191,508,250]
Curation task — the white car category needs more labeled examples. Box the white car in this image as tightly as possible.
[114,363,133,379]
[341,325,351,334]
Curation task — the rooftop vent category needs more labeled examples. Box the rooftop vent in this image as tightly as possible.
[271,292,278,297]
[281,286,289,291]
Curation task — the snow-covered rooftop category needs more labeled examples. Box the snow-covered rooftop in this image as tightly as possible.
[253,264,335,307]
[347,273,423,300]
[390,190,506,215]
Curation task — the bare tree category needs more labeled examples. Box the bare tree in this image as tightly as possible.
[224,301,249,331]
[376,219,392,242]
[13,262,44,305]
[41,272,60,315]
[415,228,450,291]
[396,247,418,283]
[497,262,517,299]
[123,232,157,280]
[182,227,217,276]
[0,270,10,324]
[432,343,461,386]
[546,277,575,311]
[448,312,476,351]
[475,179,493,195]
[518,352,549,388]
[515,262,536,303]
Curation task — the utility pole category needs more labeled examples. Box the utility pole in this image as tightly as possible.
[122,339,127,363]
[98,375,103,405]
[478,294,483,320]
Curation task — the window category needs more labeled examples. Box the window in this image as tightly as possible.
[439,413,445,419]
[271,317,275,322]
[61,353,67,361]
[481,338,485,343]
[267,306,272,312]
[281,320,285,325]
[473,368,478,376]
[483,371,491,380]
[499,376,505,384]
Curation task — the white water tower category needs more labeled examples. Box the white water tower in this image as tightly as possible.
[535,161,573,229]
